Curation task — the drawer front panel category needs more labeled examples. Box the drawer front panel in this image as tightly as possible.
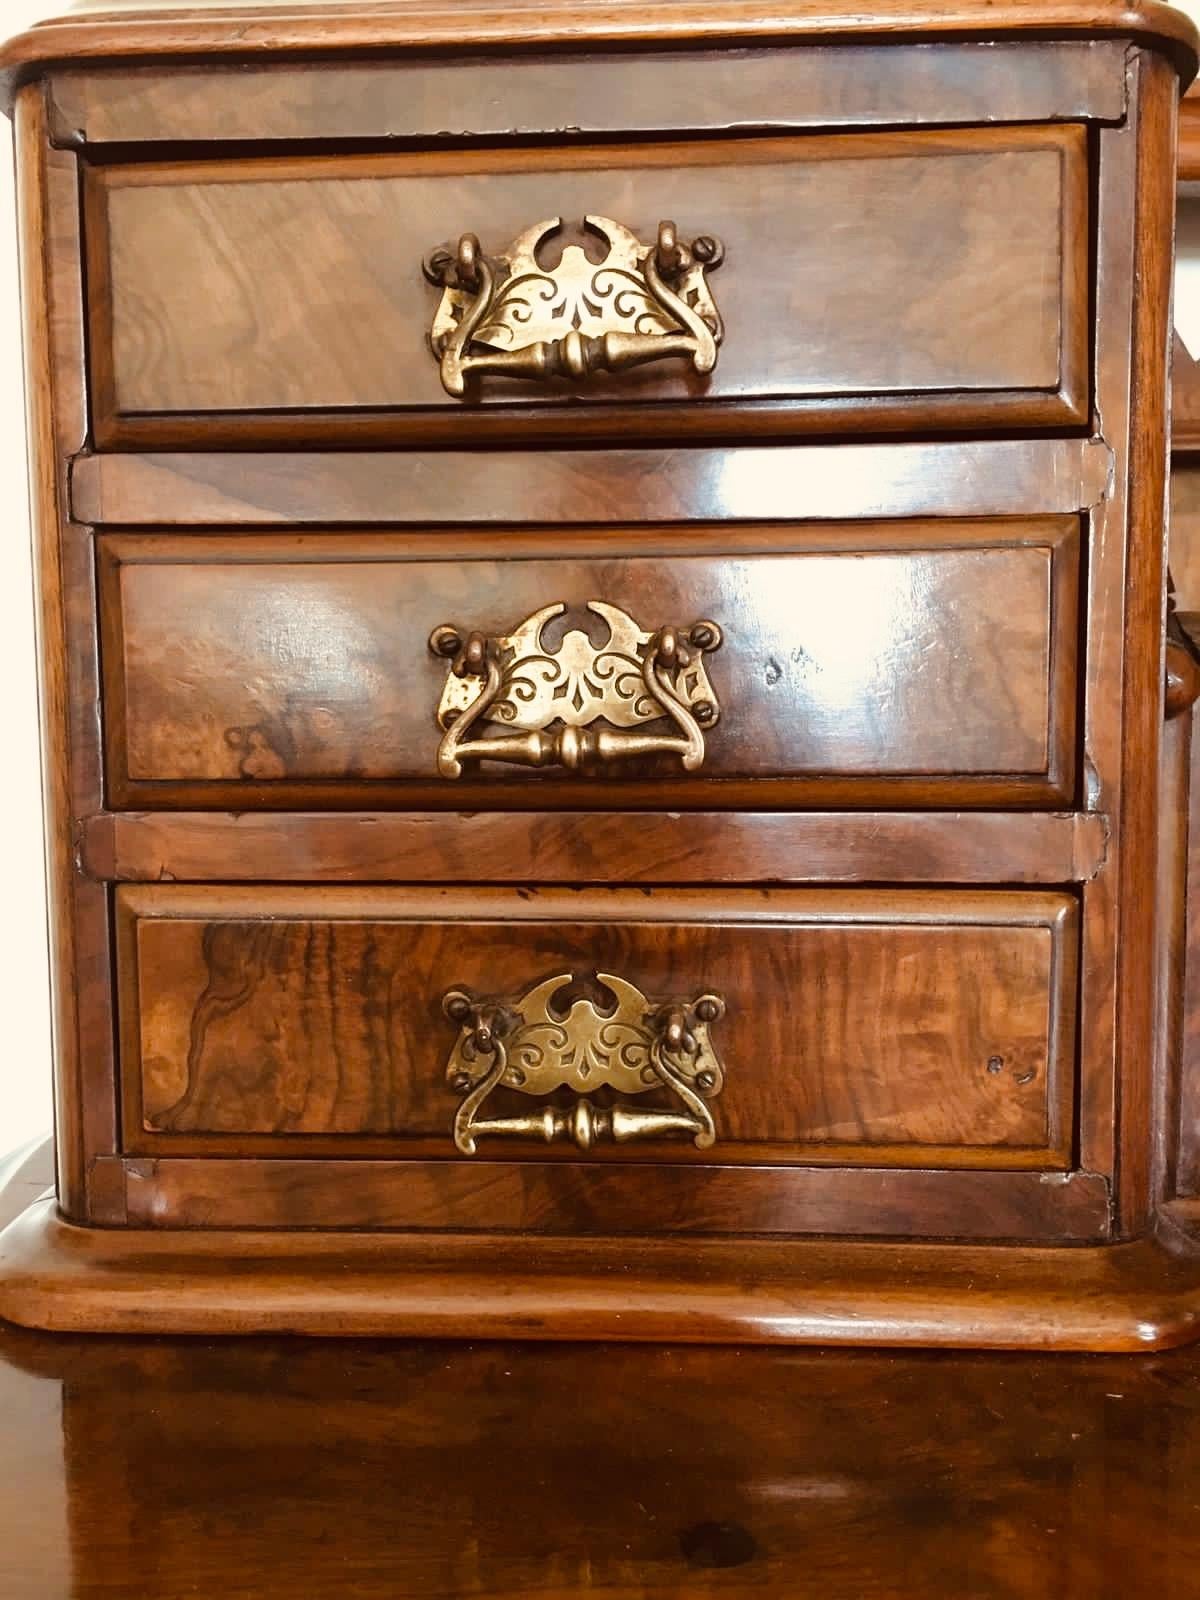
[100,521,1078,809]
[85,125,1088,446]
[117,886,1077,1169]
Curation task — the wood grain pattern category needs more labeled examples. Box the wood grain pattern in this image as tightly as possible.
[1167,106,1200,1197]
[1073,91,1133,1184]
[1155,633,1196,1202]
[1111,52,1177,1232]
[1175,617,1200,1193]
[99,522,1079,810]
[115,885,1077,1171]
[111,1158,1109,1236]
[81,808,1111,886]
[0,14,1189,1341]
[12,85,120,1225]
[1070,49,1175,1203]
[17,1197,1200,1347]
[6,1326,1200,1599]
[84,128,1089,447]
[47,43,1129,147]
[3,0,1196,89]
[69,438,1115,527]
[1170,462,1200,608]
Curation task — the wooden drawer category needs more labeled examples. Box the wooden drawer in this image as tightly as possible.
[99,519,1079,810]
[83,123,1089,448]
[117,885,1078,1173]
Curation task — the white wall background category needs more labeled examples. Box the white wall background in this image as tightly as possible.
[0,0,56,1155]
[4,2,1200,1158]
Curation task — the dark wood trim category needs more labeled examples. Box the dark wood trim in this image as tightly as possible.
[91,395,1095,454]
[3,0,1196,95]
[1177,628,1200,1195]
[104,777,1085,812]
[111,881,1083,924]
[17,1197,1200,1348]
[1112,53,1177,1233]
[46,43,1129,149]
[1074,52,1168,1192]
[96,520,1080,561]
[108,1157,1106,1235]
[1156,670,1193,1201]
[70,438,1114,527]
[81,809,1110,887]
[13,85,117,1224]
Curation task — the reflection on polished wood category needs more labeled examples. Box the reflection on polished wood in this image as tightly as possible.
[99,523,1077,809]
[3,1310,1200,1598]
[115,886,1076,1174]
[0,1134,1190,1600]
[84,128,1085,444]
[82,809,1110,885]
[69,438,1114,526]
[6,2,1198,1345]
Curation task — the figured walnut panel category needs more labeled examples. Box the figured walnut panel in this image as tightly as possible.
[99,521,1078,809]
[84,125,1088,444]
[117,886,1076,1167]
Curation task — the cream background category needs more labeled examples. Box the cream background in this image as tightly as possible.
[2,0,1200,1156]
[0,0,54,1154]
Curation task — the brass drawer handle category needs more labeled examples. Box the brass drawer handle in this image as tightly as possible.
[429,603,722,778]
[442,973,727,1155]
[424,215,725,397]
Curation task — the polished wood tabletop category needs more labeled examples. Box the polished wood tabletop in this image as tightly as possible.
[4,1298,1200,1598]
[4,1151,1200,1600]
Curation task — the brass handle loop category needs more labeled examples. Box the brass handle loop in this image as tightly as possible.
[442,974,727,1155]
[429,603,723,778]
[424,214,725,397]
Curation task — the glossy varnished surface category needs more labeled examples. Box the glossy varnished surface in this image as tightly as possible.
[46,43,1130,146]
[4,1316,1200,1600]
[68,438,1114,527]
[81,809,1110,885]
[2,10,1192,1341]
[116,886,1075,1168]
[100,523,1078,809]
[84,127,1087,444]
[3,0,1197,90]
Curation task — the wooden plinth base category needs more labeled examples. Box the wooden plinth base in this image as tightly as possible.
[5,1199,1200,1348]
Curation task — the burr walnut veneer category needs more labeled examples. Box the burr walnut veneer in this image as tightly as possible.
[2,0,1200,1345]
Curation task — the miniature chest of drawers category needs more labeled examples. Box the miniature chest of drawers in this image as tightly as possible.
[2,0,1200,1347]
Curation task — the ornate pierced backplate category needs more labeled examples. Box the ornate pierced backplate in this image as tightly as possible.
[430,215,722,355]
[444,972,724,1099]
[434,602,720,735]
[424,215,725,394]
